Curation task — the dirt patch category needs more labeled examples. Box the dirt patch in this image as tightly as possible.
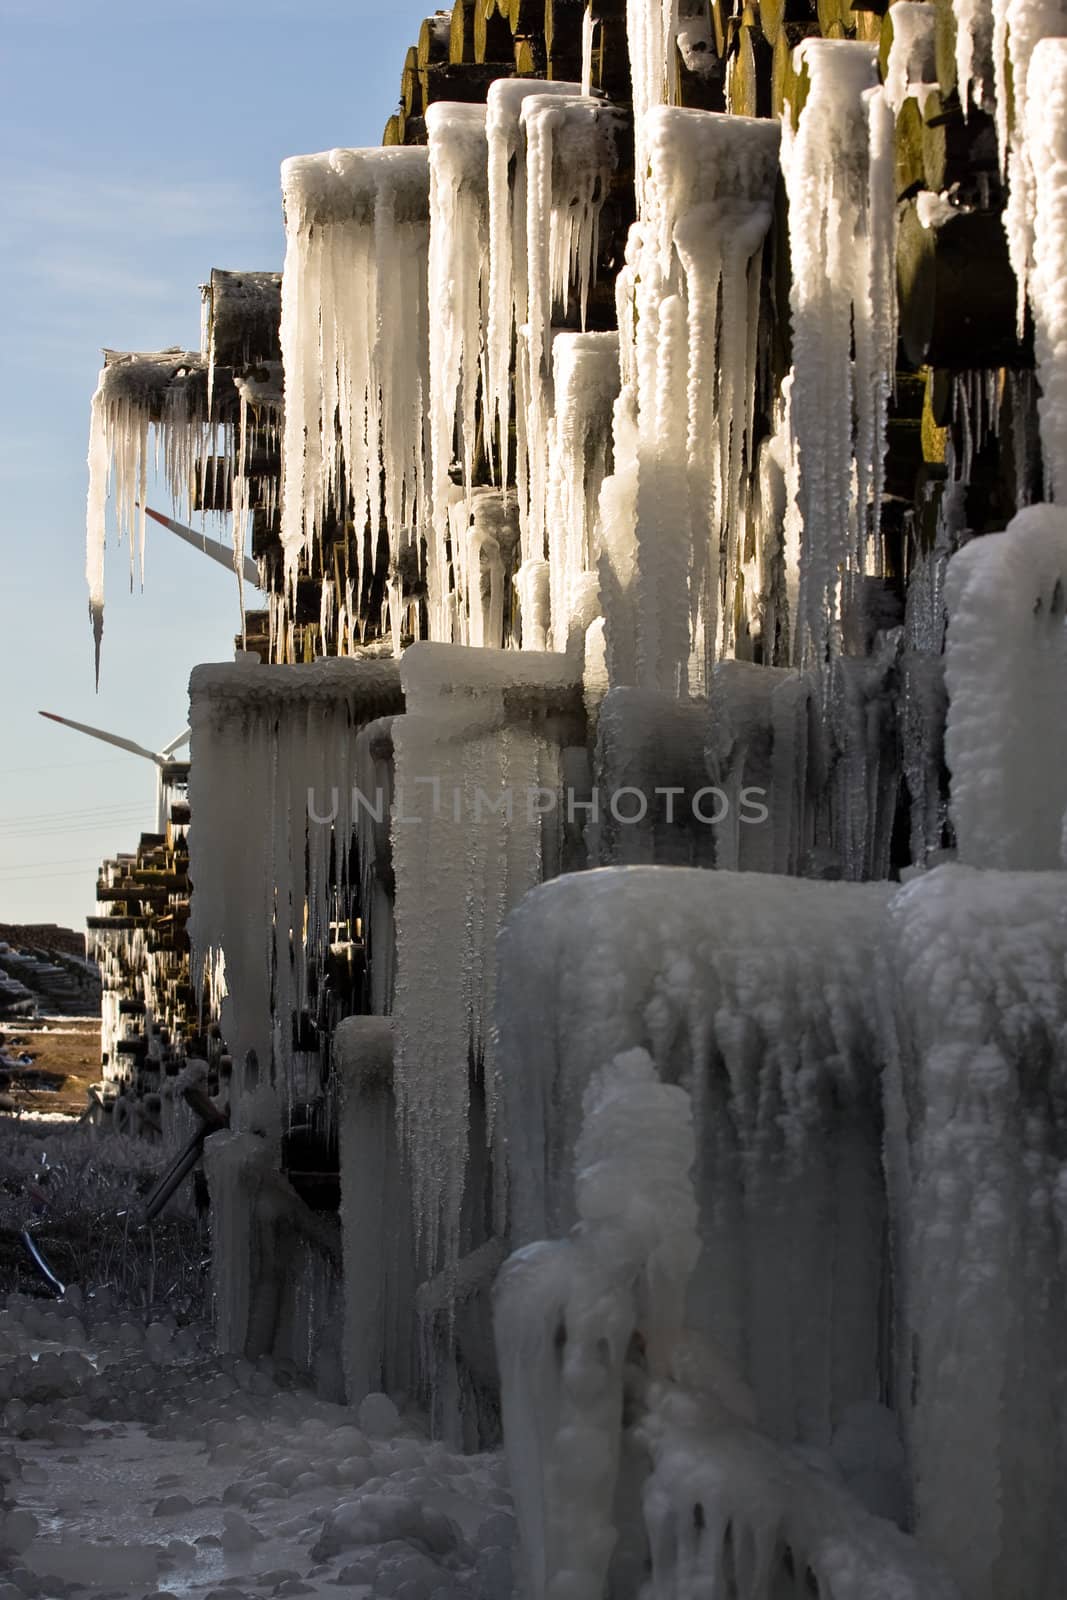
[0,1016,100,1117]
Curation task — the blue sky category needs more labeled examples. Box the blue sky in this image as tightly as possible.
[0,1,419,928]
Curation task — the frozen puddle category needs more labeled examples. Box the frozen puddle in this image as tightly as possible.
[0,1295,513,1600]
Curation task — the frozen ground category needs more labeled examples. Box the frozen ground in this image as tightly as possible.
[0,1293,514,1600]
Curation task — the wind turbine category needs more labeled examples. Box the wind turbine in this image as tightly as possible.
[38,712,191,834]
[143,506,261,588]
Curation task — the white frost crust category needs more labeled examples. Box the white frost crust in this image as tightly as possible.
[884,864,1067,1599]
[782,42,891,667]
[944,504,1067,868]
[1026,39,1067,498]
[496,865,890,1445]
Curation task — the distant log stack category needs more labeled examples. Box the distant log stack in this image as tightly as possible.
[88,771,212,1104]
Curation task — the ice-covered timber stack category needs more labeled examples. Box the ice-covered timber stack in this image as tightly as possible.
[76,0,1067,1594]
[87,777,205,1119]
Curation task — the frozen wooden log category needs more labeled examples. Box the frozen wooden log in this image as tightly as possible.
[418,10,453,67]
[421,59,511,105]
[475,0,514,60]
[545,0,585,64]
[205,269,281,369]
[402,46,424,114]
[895,95,926,197]
[450,0,476,61]
[897,198,1027,368]
[506,0,546,29]
[515,32,547,72]
[920,89,1000,200]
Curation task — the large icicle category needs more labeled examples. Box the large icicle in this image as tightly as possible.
[782,41,888,668]
[1025,38,1067,498]
[991,0,1067,335]
[188,655,403,1118]
[279,148,431,650]
[885,864,1067,1600]
[626,0,682,213]
[426,104,491,643]
[390,643,585,1292]
[486,79,581,488]
[944,503,1067,868]
[496,866,889,1447]
[520,93,624,585]
[603,108,779,689]
[546,331,620,649]
[85,350,217,679]
[953,0,996,112]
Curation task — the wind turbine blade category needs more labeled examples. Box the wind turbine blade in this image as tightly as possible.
[143,505,262,588]
[159,729,192,758]
[38,710,164,766]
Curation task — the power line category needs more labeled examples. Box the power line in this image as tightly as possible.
[5,757,138,775]
[0,802,152,828]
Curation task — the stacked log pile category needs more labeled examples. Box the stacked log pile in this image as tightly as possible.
[87,773,209,1106]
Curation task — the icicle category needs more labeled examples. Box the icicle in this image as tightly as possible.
[188,657,403,1117]
[547,331,620,650]
[426,104,491,643]
[1026,38,1067,498]
[486,79,581,486]
[391,643,583,1290]
[83,350,214,680]
[520,93,624,573]
[953,0,996,112]
[602,109,779,690]
[992,0,1067,335]
[782,41,883,668]
[581,3,595,94]
[279,148,431,651]
[882,2,937,114]
[626,0,682,213]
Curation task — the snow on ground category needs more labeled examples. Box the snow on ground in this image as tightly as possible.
[0,1293,514,1600]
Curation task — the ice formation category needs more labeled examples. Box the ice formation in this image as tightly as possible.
[486,79,581,487]
[546,331,619,649]
[782,41,891,667]
[333,1016,415,1405]
[1025,38,1067,498]
[496,866,890,1447]
[991,0,1067,335]
[391,643,586,1285]
[496,1039,958,1599]
[605,107,780,690]
[495,1048,700,1600]
[883,2,938,114]
[885,865,1067,1599]
[626,0,682,212]
[426,103,491,643]
[188,656,403,1111]
[953,0,996,112]
[944,504,1067,869]
[520,94,625,580]
[279,147,431,648]
[0,1286,514,1598]
[85,350,216,676]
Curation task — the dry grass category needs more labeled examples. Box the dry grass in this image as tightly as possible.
[0,1120,209,1320]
